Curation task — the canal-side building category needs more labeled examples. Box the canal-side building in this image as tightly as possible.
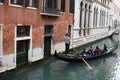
[111,0,120,27]
[0,0,74,73]
[109,0,115,28]
[73,0,111,47]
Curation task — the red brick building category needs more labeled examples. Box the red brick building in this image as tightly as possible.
[0,0,74,72]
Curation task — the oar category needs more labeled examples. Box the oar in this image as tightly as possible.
[72,45,93,69]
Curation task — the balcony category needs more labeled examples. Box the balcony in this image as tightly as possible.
[40,7,60,17]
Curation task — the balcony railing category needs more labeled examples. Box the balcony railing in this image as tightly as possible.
[41,7,60,17]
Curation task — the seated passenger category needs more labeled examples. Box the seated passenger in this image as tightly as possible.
[87,46,94,56]
[94,46,101,55]
[81,48,87,56]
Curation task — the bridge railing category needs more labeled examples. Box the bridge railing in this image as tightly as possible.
[108,25,120,36]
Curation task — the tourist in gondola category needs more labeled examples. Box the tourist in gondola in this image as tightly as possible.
[64,33,71,54]
[87,46,94,56]
[81,48,87,56]
[94,46,101,55]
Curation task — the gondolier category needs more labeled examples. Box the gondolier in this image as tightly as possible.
[64,33,71,54]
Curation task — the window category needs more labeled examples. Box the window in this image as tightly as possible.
[79,2,83,36]
[0,0,4,3]
[96,9,98,27]
[69,0,74,14]
[61,0,65,12]
[99,10,102,26]
[88,5,91,27]
[84,4,87,27]
[17,26,30,37]
[79,2,83,29]
[44,26,53,34]
[43,0,57,9]
[106,12,108,26]
[26,0,38,8]
[93,8,96,27]
[10,0,23,6]
[68,25,71,37]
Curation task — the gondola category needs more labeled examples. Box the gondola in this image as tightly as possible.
[54,42,119,62]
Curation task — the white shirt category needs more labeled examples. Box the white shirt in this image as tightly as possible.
[64,36,70,44]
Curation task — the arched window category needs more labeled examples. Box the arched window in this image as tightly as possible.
[99,10,102,26]
[106,12,108,26]
[87,5,91,35]
[96,8,98,27]
[93,8,96,27]
[103,11,105,26]
[79,2,83,36]
[101,11,103,26]
[88,5,91,27]
[84,4,87,28]
[79,2,83,29]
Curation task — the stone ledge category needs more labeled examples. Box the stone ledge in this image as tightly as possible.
[0,64,16,73]
[0,66,6,73]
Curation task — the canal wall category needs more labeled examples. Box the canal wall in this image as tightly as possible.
[72,26,120,48]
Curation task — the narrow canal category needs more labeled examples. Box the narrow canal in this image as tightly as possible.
[1,34,120,80]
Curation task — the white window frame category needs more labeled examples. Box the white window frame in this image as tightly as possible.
[68,0,74,15]
[42,0,46,8]
[9,0,23,8]
[29,0,32,7]
[0,0,3,5]
[26,0,37,10]
[14,0,17,4]
[14,25,32,63]
[0,3,3,5]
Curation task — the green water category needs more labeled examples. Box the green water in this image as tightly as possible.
[1,35,120,80]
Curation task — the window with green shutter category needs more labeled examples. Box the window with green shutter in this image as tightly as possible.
[0,0,4,3]
[17,26,30,37]
[18,0,23,6]
[10,0,23,6]
[42,0,57,9]
[26,0,38,8]
[69,0,75,14]
[34,0,38,8]
[61,0,65,12]
[54,0,57,9]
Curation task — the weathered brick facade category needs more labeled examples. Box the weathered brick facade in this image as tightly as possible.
[3,24,15,55]
[0,0,74,72]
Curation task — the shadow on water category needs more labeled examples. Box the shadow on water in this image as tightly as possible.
[53,53,119,80]
[0,51,120,80]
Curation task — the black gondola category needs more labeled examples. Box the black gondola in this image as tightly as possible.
[54,42,119,62]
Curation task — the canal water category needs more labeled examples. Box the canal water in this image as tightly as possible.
[1,34,120,80]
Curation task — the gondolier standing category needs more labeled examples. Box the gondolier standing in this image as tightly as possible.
[64,33,71,54]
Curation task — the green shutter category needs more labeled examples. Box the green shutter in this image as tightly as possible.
[25,0,29,7]
[18,0,23,5]
[54,0,57,9]
[10,0,14,4]
[69,0,74,14]
[0,0,4,3]
[61,0,65,12]
[34,0,38,8]
[48,0,52,8]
